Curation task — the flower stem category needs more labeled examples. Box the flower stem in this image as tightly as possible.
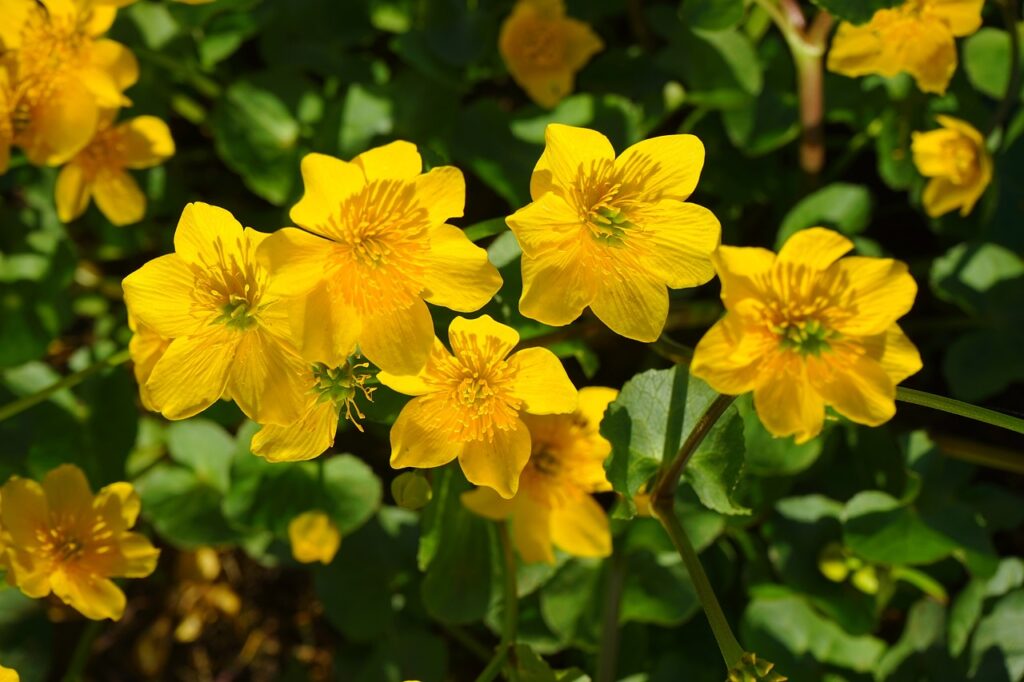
[988,0,1021,140]
[595,544,628,682]
[0,348,132,423]
[475,522,519,682]
[896,387,1024,435]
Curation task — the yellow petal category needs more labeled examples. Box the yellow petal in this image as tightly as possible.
[88,39,139,99]
[519,244,596,327]
[752,360,825,444]
[288,281,362,367]
[92,170,146,226]
[615,134,706,202]
[712,245,775,309]
[922,175,986,218]
[562,16,604,69]
[84,4,117,35]
[421,225,502,312]
[448,314,520,359]
[378,338,448,396]
[251,401,339,462]
[508,347,577,415]
[638,200,719,288]
[146,331,236,420]
[258,227,331,298]
[0,0,33,50]
[359,298,435,375]
[119,116,175,169]
[0,663,19,682]
[390,397,464,469]
[576,386,618,434]
[20,77,98,165]
[932,0,984,35]
[934,114,986,145]
[129,321,170,412]
[550,494,611,558]
[861,324,923,386]
[50,571,126,621]
[530,123,615,200]
[288,511,341,565]
[42,464,93,519]
[519,68,575,109]
[461,487,516,521]
[902,18,957,94]
[777,227,853,269]
[122,254,200,338]
[831,256,917,336]
[55,162,91,223]
[173,202,244,267]
[352,140,422,182]
[810,350,896,427]
[506,190,582,257]
[290,153,365,237]
[826,22,885,79]
[94,481,141,532]
[414,165,465,224]
[911,128,961,177]
[225,331,308,425]
[511,496,555,564]
[0,477,49,548]
[589,272,669,343]
[691,316,771,395]
[109,532,160,578]
[458,419,532,499]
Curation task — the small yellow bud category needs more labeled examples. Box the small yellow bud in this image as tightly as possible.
[288,511,341,565]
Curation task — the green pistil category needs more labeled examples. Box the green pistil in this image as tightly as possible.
[777,320,833,356]
[215,296,257,330]
[312,359,376,431]
[590,206,634,244]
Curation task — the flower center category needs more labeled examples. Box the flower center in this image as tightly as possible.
[941,137,979,185]
[775,319,835,356]
[584,182,636,246]
[193,238,265,330]
[519,25,564,69]
[215,296,257,330]
[530,449,561,477]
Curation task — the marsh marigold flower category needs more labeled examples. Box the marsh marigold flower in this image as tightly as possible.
[56,113,174,225]
[462,387,616,563]
[499,0,603,108]
[827,0,983,95]
[123,202,308,423]
[0,0,138,166]
[0,464,159,621]
[691,228,922,443]
[288,511,340,565]
[260,143,502,375]
[911,115,992,218]
[379,315,577,498]
[507,124,720,342]
[250,356,376,462]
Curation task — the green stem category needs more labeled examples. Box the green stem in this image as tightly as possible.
[595,544,628,682]
[475,522,519,682]
[896,387,1024,435]
[0,349,131,423]
[988,0,1021,141]
[891,566,949,604]
[650,394,736,506]
[931,434,1024,475]
[61,620,103,682]
[444,624,492,663]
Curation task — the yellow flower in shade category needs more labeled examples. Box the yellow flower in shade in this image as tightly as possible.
[56,113,174,225]
[462,387,615,564]
[379,315,578,499]
[259,143,503,375]
[498,0,603,108]
[1,0,138,166]
[122,202,308,423]
[911,115,992,218]
[288,511,340,565]
[691,228,922,444]
[506,124,720,342]
[127,313,170,413]
[0,464,159,621]
[250,357,376,462]
[827,0,983,95]
[0,665,17,682]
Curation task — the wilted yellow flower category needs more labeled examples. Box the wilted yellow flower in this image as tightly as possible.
[911,115,992,218]
[379,315,577,498]
[0,464,159,621]
[56,113,174,225]
[691,228,922,444]
[499,0,603,108]
[462,387,615,563]
[827,0,983,95]
[122,202,308,423]
[251,357,376,462]
[0,0,138,166]
[260,143,502,375]
[288,511,340,565]
[507,124,720,342]
[0,665,18,682]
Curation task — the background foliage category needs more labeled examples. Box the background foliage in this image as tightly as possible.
[1,0,1022,680]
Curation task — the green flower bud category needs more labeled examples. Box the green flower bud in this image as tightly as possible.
[391,472,433,510]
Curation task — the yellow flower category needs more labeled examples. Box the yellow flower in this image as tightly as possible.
[56,113,174,225]
[122,202,308,423]
[250,357,376,462]
[462,387,615,564]
[1,0,138,165]
[911,115,992,218]
[379,315,578,498]
[498,0,603,108]
[127,313,171,413]
[506,124,720,342]
[259,143,502,375]
[288,511,340,565]
[827,0,983,95]
[0,665,18,682]
[0,464,159,621]
[691,228,922,444]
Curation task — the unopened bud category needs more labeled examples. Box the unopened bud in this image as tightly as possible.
[392,472,433,510]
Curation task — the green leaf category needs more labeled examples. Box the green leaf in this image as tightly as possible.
[657,23,763,109]
[679,0,745,31]
[198,12,259,68]
[930,242,1024,314]
[166,419,236,493]
[620,550,700,626]
[777,183,873,247]
[136,463,242,548]
[809,0,900,23]
[684,405,750,515]
[738,395,825,476]
[970,590,1024,679]
[963,27,1024,100]
[875,599,947,679]
[540,559,603,649]
[339,83,394,157]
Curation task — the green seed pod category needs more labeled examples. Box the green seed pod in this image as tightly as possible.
[391,472,433,510]
[818,542,850,583]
